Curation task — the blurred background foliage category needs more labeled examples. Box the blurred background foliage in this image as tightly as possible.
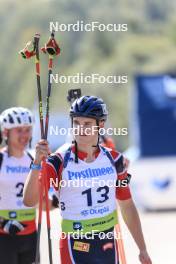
[1,0,176,150]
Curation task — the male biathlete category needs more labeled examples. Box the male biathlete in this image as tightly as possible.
[23,96,152,264]
[0,107,37,264]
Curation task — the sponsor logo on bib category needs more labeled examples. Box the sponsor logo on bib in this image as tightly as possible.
[73,241,90,252]
[9,211,17,219]
[6,166,30,174]
[81,206,110,217]
[73,222,82,231]
[68,166,114,180]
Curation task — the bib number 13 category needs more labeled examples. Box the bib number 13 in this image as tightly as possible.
[82,186,109,207]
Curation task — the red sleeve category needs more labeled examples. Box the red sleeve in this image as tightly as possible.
[42,153,63,191]
[116,170,131,200]
[110,150,132,201]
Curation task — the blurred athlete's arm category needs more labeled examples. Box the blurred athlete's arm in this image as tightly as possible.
[118,198,152,264]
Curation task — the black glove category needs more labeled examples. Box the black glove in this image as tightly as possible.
[51,194,59,208]
[0,218,26,235]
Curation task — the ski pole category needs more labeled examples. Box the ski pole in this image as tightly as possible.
[40,31,60,264]
[115,214,127,264]
[19,33,45,263]
[19,33,53,264]
[41,30,60,138]
[33,33,52,264]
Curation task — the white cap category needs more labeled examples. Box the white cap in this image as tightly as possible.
[0,107,34,132]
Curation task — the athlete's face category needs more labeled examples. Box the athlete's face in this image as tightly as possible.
[6,126,32,150]
[73,117,104,146]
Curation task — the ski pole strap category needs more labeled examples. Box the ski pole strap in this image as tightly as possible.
[19,41,36,59]
[41,32,61,56]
